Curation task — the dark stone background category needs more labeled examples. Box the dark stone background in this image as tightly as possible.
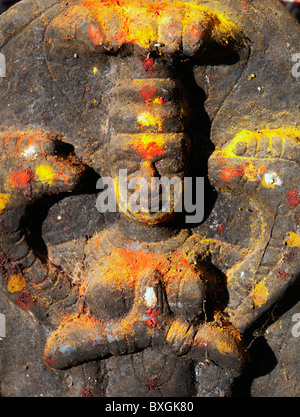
[0,0,299,398]
[0,0,18,13]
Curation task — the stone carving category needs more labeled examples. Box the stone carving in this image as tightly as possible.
[0,0,299,397]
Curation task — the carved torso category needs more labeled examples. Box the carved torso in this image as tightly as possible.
[83,228,205,323]
[0,0,299,398]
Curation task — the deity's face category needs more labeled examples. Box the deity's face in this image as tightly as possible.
[108,133,190,225]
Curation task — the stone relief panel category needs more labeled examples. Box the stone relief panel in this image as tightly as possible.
[0,0,299,397]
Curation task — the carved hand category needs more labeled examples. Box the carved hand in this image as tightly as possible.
[0,131,84,211]
[0,131,86,326]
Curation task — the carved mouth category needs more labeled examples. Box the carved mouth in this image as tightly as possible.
[115,175,184,225]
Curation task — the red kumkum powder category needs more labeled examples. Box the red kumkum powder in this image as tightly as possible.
[142,58,156,74]
[88,24,103,45]
[134,140,165,159]
[10,169,34,189]
[140,85,157,102]
[286,190,300,206]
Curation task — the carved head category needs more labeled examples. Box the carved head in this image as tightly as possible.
[54,0,244,225]
[107,132,190,225]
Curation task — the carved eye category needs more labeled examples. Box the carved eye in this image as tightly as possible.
[233,141,247,156]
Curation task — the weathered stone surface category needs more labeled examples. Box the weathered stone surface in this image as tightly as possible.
[0,0,299,397]
[251,301,300,397]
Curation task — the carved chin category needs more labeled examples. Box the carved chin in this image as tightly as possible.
[125,209,177,226]
[119,196,179,225]
[117,190,183,225]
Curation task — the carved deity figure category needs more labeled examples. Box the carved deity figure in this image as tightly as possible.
[0,0,299,396]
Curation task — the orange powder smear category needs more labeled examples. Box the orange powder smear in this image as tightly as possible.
[10,169,34,190]
[147,2,169,16]
[131,134,166,159]
[140,85,157,102]
[142,58,156,74]
[105,248,169,287]
[185,23,205,41]
[220,166,244,182]
[163,251,198,292]
[84,0,124,6]
[16,291,34,310]
[88,24,103,45]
